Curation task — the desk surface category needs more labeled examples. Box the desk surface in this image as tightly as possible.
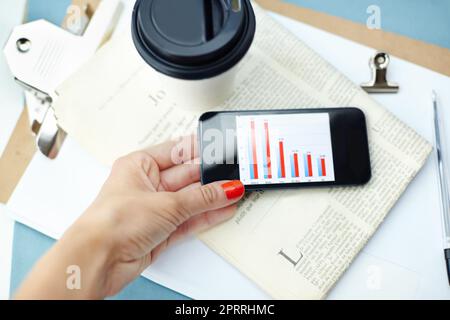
[6,0,450,299]
[286,0,450,50]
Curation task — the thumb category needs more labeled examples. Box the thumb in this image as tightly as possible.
[175,180,245,217]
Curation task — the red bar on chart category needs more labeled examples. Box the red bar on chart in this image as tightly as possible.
[307,153,313,177]
[294,153,300,178]
[321,157,327,177]
[279,140,286,178]
[264,121,272,179]
[250,120,259,179]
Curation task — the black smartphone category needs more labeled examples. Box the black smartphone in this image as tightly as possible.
[199,108,371,190]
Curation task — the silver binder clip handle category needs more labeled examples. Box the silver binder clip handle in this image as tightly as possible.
[36,107,67,159]
[361,52,399,94]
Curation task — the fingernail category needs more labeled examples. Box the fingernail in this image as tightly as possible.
[221,180,245,200]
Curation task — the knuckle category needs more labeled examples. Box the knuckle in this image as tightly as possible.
[188,164,200,181]
[112,156,127,169]
[112,151,155,176]
[128,151,150,166]
[164,193,188,222]
[166,194,182,212]
[112,154,137,171]
[161,192,183,212]
[200,184,219,206]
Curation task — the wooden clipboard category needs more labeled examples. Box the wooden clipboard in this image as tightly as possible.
[0,0,101,204]
[257,0,450,77]
[1,0,449,204]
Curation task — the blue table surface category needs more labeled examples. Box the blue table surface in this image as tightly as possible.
[10,0,450,299]
[286,0,450,50]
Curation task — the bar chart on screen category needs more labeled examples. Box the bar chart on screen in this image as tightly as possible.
[236,113,335,185]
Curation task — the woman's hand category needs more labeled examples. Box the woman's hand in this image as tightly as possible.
[15,136,245,299]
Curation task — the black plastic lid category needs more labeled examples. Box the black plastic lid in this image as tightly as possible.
[132,0,256,80]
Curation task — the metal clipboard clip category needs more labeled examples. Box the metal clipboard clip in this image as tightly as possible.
[3,0,121,159]
[361,52,399,94]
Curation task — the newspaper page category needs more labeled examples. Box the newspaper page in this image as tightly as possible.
[53,5,432,299]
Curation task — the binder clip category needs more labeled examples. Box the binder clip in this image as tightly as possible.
[3,0,121,159]
[361,52,399,94]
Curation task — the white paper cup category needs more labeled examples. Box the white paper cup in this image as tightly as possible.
[132,0,256,110]
[156,63,240,109]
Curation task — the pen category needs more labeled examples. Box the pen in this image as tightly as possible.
[433,90,450,286]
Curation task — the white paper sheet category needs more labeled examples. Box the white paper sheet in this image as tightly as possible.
[7,4,450,299]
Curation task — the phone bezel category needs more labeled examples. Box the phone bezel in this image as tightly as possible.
[198,108,371,190]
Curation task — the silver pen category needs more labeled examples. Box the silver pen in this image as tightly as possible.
[433,90,450,285]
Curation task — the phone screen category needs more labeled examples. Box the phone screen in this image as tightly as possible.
[236,113,335,185]
[199,108,371,189]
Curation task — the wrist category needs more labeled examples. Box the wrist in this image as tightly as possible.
[60,214,117,299]
[15,214,116,300]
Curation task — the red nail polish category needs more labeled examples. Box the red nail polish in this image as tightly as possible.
[222,181,245,200]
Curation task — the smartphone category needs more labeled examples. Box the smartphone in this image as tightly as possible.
[199,108,371,190]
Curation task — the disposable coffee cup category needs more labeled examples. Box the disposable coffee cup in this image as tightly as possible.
[132,0,256,109]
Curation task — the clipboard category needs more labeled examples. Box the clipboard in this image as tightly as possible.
[257,0,450,77]
[0,0,103,204]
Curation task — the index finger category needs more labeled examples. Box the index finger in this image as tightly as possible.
[145,135,199,171]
